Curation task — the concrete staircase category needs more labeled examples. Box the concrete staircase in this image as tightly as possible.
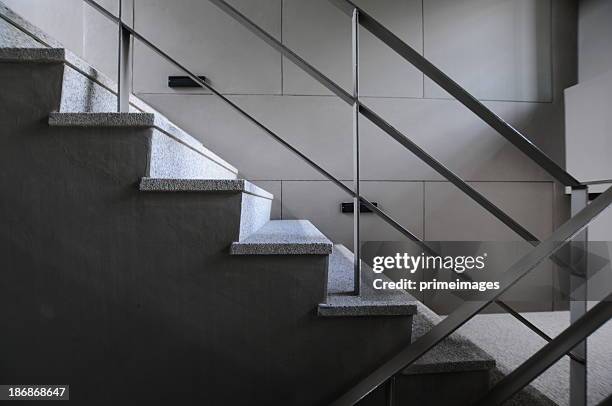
[0,3,559,405]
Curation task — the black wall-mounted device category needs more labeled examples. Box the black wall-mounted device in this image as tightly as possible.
[341,202,378,213]
[168,75,207,88]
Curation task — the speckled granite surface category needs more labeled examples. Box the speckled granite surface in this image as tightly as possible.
[230,220,332,255]
[59,65,124,113]
[149,130,237,180]
[0,19,41,48]
[139,178,272,199]
[318,245,418,317]
[0,2,62,48]
[49,112,238,175]
[49,112,155,127]
[239,192,272,241]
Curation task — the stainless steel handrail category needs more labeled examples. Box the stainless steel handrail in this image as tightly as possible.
[205,0,549,256]
[81,0,423,249]
[203,0,590,358]
[329,0,581,188]
[331,185,612,405]
[351,8,362,294]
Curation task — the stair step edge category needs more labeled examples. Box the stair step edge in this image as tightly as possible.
[318,245,418,317]
[317,297,417,317]
[49,112,154,127]
[230,220,333,255]
[140,178,273,200]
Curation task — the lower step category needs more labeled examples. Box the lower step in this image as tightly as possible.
[139,177,273,241]
[230,220,332,255]
[318,245,417,317]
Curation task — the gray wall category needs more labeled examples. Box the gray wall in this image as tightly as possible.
[2,0,84,55]
[128,0,576,312]
[565,0,612,186]
[566,0,612,264]
[577,0,612,83]
[3,0,580,310]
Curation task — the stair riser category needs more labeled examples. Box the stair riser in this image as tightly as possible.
[59,63,125,113]
[56,63,238,179]
[148,129,237,180]
[0,13,45,48]
[238,192,272,241]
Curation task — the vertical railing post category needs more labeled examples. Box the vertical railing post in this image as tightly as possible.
[117,0,132,112]
[570,186,588,406]
[352,7,361,296]
[386,376,396,406]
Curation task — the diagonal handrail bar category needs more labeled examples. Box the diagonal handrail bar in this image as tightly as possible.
[82,0,423,247]
[330,185,612,405]
[203,0,589,352]
[329,0,581,188]
[205,0,547,250]
[475,291,612,405]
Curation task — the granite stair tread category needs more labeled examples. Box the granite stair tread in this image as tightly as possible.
[317,245,418,317]
[230,220,332,255]
[49,112,155,127]
[49,112,238,175]
[139,177,273,200]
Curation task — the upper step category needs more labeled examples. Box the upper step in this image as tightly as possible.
[140,178,273,241]
[48,112,238,180]
[318,245,418,317]
[140,178,273,200]
[230,220,332,255]
[48,112,238,176]
[49,112,156,128]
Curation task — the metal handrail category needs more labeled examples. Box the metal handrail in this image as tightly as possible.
[203,0,589,365]
[331,185,612,405]
[204,0,567,261]
[82,0,423,249]
[475,291,612,405]
[329,0,581,188]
